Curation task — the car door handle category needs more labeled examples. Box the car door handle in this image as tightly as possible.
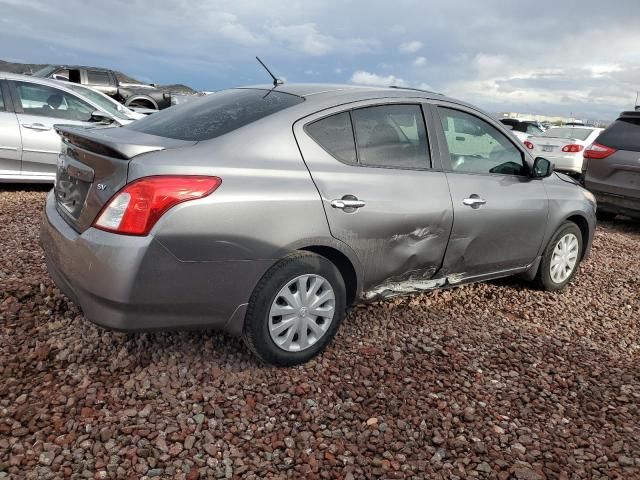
[331,198,366,210]
[463,196,486,208]
[22,123,52,131]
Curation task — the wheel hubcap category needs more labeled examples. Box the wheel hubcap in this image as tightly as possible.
[268,274,336,352]
[550,233,579,284]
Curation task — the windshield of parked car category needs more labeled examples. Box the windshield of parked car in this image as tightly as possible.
[127,88,304,141]
[66,83,131,120]
[65,84,130,121]
[542,127,594,141]
[32,65,59,77]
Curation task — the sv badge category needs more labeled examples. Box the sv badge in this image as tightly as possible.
[97,183,108,191]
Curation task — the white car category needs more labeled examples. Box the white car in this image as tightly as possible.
[525,126,604,175]
[0,73,137,183]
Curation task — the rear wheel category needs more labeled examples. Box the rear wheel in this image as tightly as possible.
[243,252,346,366]
[127,98,157,110]
[536,221,583,291]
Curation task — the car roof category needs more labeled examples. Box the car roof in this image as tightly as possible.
[618,110,640,120]
[0,71,78,88]
[236,82,481,111]
[500,118,537,123]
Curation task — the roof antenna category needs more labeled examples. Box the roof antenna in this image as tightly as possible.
[256,56,283,87]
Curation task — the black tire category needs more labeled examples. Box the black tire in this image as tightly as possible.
[596,210,616,221]
[243,252,346,366]
[535,221,583,291]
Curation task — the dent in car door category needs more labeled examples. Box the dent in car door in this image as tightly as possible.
[294,101,454,298]
[431,104,548,278]
[0,82,21,175]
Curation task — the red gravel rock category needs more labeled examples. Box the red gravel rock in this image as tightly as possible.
[1,187,639,479]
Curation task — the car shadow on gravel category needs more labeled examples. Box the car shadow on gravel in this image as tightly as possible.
[598,215,640,234]
[1,183,52,192]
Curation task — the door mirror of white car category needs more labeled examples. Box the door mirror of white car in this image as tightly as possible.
[532,157,554,178]
[90,111,115,124]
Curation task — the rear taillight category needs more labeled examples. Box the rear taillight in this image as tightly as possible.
[94,176,222,236]
[583,142,617,159]
[561,144,584,153]
[524,140,535,150]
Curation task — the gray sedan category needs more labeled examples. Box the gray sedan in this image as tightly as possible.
[40,84,596,365]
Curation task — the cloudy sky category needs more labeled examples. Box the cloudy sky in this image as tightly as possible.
[2,0,639,120]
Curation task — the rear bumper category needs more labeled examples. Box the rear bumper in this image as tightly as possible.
[592,191,640,218]
[40,191,272,334]
[545,154,583,173]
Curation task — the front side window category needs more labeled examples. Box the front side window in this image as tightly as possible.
[351,104,429,168]
[438,107,526,176]
[66,84,129,121]
[128,88,304,141]
[13,81,94,121]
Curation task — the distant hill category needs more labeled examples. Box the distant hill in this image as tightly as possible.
[0,59,197,95]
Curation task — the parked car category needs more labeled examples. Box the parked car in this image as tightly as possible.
[0,72,137,183]
[31,65,171,110]
[40,84,596,365]
[525,126,604,176]
[582,110,640,219]
[499,118,545,142]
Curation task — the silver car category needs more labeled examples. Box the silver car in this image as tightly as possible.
[41,84,596,365]
[0,73,137,183]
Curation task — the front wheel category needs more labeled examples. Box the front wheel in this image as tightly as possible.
[243,252,346,366]
[536,221,583,291]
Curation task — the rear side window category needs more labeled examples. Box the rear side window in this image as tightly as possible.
[86,70,111,85]
[598,118,640,152]
[352,105,429,168]
[128,89,304,141]
[305,112,357,164]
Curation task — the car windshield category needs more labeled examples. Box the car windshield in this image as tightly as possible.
[542,128,594,141]
[65,84,130,120]
[32,65,59,77]
[128,88,304,141]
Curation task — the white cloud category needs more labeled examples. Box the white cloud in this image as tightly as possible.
[413,56,427,67]
[268,23,333,55]
[351,70,408,87]
[217,14,263,46]
[267,23,378,56]
[399,41,423,53]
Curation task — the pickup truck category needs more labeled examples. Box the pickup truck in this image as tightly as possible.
[32,65,171,110]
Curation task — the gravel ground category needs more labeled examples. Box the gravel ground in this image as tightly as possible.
[1,187,639,480]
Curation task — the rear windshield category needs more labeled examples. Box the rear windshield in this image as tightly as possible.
[127,88,304,141]
[598,118,640,152]
[542,127,594,141]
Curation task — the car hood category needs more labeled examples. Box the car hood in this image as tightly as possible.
[553,171,580,185]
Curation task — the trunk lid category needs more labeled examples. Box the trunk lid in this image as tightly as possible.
[528,135,586,155]
[54,125,195,233]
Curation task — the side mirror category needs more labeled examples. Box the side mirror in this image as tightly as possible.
[90,110,115,124]
[531,157,554,178]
